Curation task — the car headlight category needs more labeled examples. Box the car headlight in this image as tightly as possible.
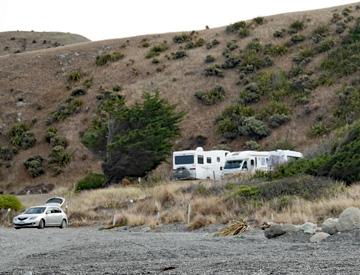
[28,216,37,220]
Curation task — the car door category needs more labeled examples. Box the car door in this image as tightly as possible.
[53,207,63,226]
[45,207,56,226]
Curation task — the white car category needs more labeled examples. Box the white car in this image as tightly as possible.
[13,197,68,229]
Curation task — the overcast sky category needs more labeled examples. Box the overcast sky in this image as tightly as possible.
[0,0,356,41]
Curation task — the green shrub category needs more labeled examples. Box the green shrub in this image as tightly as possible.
[96,52,124,66]
[268,114,290,128]
[185,38,205,49]
[222,55,241,69]
[173,33,192,44]
[315,38,335,53]
[226,21,247,33]
[75,172,107,191]
[171,51,187,59]
[258,101,290,120]
[8,123,36,150]
[238,28,250,38]
[151,58,160,64]
[288,20,305,34]
[48,146,71,175]
[239,117,271,140]
[204,55,215,63]
[216,105,255,138]
[68,71,81,82]
[45,127,57,143]
[268,139,295,150]
[0,195,23,211]
[0,146,15,161]
[195,85,225,105]
[293,48,314,65]
[334,85,360,123]
[146,43,168,58]
[206,39,220,49]
[308,121,330,137]
[258,175,343,200]
[46,98,83,125]
[226,40,238,51]
[273,29,286,38]
[253,17,265,25]
[290,34,305,44]
[24,155,44,177]
[204,65,224,77]
[231,185,260,199]
[83,78,93,89]
[311,25,329,43]
[244,140,261,150]
[264,44,288,57]
[320,43,360,76]
[49,135,68,148]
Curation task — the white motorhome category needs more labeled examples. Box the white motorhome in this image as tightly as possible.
[268,150,303,170]
[222,151,271,176]
[172,147,229,180]
[222,150,303,176]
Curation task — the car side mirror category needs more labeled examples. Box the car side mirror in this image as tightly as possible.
[46,210,51,214]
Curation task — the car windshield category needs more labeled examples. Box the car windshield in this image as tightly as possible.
[224,160,243,169]
[24,207,46,214]
[175,155,194,165]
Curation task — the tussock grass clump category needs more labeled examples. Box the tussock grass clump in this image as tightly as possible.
[195,85,225,105]
[7,123,36,150]
[75,172,108,192]
[185,38,205,49]
[288,20,305,34]
[171,51,187,60]
[204,64,224,77]
[173,33,192,44]
[96,52,124,66]
[68,71,81,82]
[46,97,83,125]
[0,195,23,211]
[0,146,16,161]
[145,43,168,58]
[204,55,215,63]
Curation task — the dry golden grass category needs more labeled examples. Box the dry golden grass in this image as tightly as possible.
[254,184,360,224]
[16,180,360,228]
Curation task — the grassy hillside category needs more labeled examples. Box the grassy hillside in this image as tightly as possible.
[0,31,90,56]
[1,3,360,193]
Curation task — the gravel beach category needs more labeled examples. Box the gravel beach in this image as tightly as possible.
[1,226,360,274]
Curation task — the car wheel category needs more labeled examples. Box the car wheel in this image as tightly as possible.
[59,219,67,229]
[38,219,45,229]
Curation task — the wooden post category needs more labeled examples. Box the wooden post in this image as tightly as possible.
[187,203,191,224]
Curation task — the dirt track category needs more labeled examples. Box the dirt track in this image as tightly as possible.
[1,226,360,274]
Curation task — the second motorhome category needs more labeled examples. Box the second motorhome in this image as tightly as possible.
[172,147,229,180]
[222,150,303,176]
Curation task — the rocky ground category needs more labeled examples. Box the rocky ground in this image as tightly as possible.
[1,225,360,275]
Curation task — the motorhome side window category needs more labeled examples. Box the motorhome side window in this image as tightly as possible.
[206,157,211,164]
[217,157,220,162]
[174,155,194,165]
[198,155,204,164]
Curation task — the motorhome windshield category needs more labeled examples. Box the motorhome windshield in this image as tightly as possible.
[224,160,243,169]
[174,155,194,165]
